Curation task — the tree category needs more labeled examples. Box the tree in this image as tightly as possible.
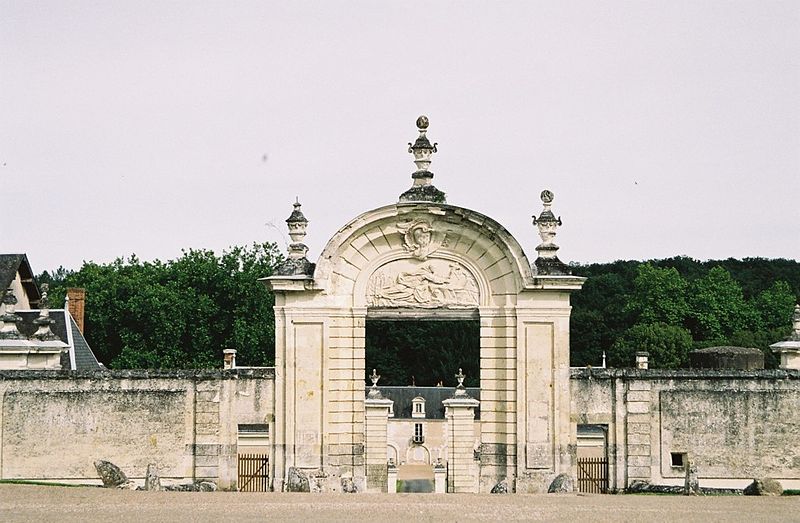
[609,322,694,369]
[365,320,480,387]
[752,280,796,330]
[42,243,282,369]
[626,263,689,326]
[686,266,759,343]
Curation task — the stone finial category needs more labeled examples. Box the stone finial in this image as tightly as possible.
[399,115,446,203]
[0,288,23,340]
[286,198,308,246]
[454,367,468,397]
[790,304,800,341]
[274,199,315,276]
[771,304,800,370]
[532,190,571,276]
[31,283,58,342]
[367,368,383,399]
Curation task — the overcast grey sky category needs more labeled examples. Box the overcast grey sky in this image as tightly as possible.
[2,1,798,274]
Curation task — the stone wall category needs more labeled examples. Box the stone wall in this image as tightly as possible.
[571,368,800,490]
[0,368,274,489]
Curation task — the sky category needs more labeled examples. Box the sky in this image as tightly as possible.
[2,1,798,274]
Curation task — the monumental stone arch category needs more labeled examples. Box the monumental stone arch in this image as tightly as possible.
[264,117,585,493]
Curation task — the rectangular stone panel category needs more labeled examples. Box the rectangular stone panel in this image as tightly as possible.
[660,390,800,479]
[524,322,554,470]
[293,322,324,468]
[2,390,188,479]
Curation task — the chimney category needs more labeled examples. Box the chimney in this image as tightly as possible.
[223,349,237,369]
[635,351,649,370]
[66,288,86,333]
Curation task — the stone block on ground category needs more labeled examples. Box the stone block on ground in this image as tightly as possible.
[743,478,783,496]
[547,473,573,493]
[491,479,509,494]
[94,460,129,488]
[163,481,218,492]
[341,477,358,493]
[145,463,162,491]
[684,462,700,495]
[287,467,310,492]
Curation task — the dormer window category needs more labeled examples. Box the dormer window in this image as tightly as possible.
[411,396,426,419]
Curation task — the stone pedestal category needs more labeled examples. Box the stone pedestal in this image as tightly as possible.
[771,342,800,370]
[364,396,393,492]
[387,462,398,493]
[434,462,446,493]
[443,395,480,493]
[771,305,800,370]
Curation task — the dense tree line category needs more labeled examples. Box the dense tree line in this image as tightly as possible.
[570,257,800,369]
[37,251,798,372]
[39,243,281,369]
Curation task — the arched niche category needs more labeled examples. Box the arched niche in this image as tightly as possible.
[314,203,535,309]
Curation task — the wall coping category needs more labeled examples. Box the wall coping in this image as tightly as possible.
[570,367,800,380]
[0,367,276,381]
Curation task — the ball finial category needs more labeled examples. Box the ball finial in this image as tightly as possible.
[416,115,429,130]
[540,190,554,204]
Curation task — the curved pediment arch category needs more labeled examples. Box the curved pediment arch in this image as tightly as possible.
[313,203,535,307]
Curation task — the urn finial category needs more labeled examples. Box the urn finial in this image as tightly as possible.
[273,199,315,276]
[32,283,58,341]
[0,288,22,340]
[367,368,383,398]
[532,190,571,275]
[399,115,446,203]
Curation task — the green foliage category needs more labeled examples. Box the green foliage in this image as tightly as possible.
[570,271,635,367]
[752,281,796,330]
[609,322,694,369]
[572,257,799,368]
[627,264,689,325]
[40,243,282,369]
[686,267,758,342]
[39,251,798,373]
[365,320,479,387]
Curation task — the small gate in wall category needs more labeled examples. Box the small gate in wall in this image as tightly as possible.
[237,454,270,492]
[577,457,609,493]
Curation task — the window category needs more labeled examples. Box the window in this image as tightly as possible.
[411,396,426,418]
[671,452,686,468]
[413,423,424,444]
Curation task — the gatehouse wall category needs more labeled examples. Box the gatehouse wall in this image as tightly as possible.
[0,369,274,489]
[571,368,800,490]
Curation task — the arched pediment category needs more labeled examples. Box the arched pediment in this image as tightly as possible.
[313,203,535,307]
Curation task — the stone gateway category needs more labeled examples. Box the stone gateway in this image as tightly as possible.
[263,117,584,493]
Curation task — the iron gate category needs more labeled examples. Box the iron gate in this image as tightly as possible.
[237,453,270,492]
[577,457,608,493]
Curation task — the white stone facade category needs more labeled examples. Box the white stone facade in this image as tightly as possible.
[264,201,584,492]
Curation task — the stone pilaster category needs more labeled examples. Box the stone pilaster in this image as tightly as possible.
[364,396,393,492]
[443,395,480,493]
[625,380,653,484]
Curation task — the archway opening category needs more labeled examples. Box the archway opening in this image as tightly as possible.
[365,319,479,387]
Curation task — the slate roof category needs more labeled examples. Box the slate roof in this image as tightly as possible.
[17,309,103,371]
[0,254,40,306]
[366,386,481,420]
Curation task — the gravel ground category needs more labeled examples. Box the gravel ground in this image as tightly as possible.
[0,484,798,523]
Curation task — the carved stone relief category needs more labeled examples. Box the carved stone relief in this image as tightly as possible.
[397,219,447,260]
[367,259,479,308]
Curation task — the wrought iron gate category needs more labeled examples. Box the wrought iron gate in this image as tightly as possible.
[577,457,608,493]
[237,453,270,492]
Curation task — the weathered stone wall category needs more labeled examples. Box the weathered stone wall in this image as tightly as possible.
[571,368,800,490]
[0,369,274,489]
